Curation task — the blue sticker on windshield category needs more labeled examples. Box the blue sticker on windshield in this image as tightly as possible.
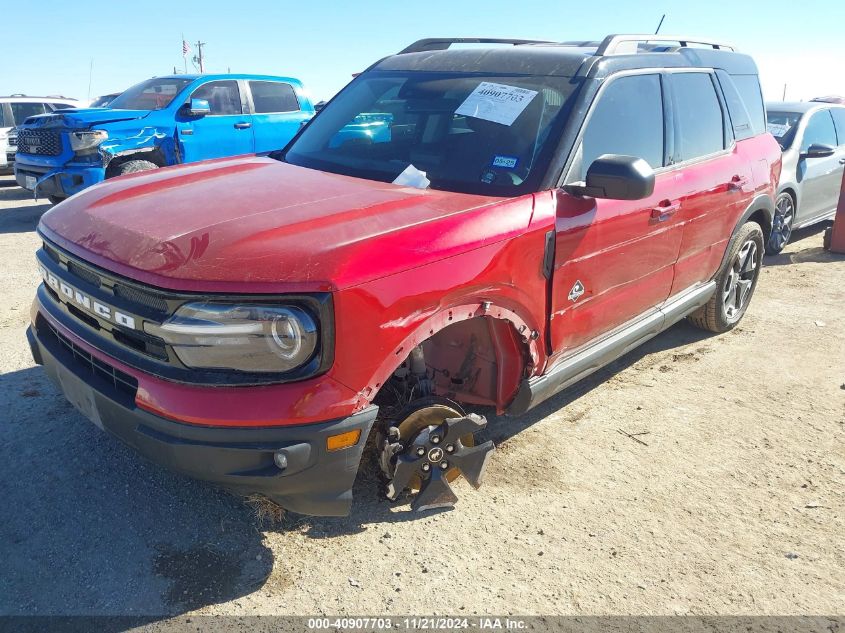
[492,155,519,169]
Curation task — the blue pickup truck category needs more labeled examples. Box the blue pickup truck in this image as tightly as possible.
[14,74,314,203]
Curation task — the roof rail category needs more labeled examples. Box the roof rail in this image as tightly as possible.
[399,37,553,54]
[595,34,736,56]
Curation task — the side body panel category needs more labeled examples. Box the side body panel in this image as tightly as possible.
[549,174,685,357]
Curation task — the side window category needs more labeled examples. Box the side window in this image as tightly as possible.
[0,106,8,127]
[801,110,837,151]
[731,75,766,136]
[10,102,48,124]
[671,73,725,161]
[578,74,664,179]
[715,70,753,141]
[190,81,242,115]
[249,81,300,113]
[830,108,845,146]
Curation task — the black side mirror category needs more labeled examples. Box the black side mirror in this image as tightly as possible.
[800,143,835,159]
[563,154,656,200]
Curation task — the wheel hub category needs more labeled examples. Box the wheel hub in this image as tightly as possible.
[382,409,495,512]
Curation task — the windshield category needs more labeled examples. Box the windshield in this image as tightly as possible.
[766,110,803,149]
[284,71,578,196]
[108,78,193,111]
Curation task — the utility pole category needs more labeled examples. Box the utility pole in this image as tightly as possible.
[195,40,206,73]
[782,83,787,100]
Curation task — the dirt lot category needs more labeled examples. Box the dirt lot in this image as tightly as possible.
[0,178,842,619]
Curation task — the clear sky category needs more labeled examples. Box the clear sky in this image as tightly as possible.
[4,0,844,105]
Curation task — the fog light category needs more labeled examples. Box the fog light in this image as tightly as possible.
[326,429,361,452]
[273,451,288,470]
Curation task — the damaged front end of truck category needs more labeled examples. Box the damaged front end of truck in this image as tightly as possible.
[14,108,174,202]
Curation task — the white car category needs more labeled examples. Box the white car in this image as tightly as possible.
[1,94,79,175]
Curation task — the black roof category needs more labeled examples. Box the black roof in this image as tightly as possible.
[376,35,758,78]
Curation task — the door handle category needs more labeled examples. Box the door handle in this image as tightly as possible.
[839,158,845,164]
[651,200,680,221]
[180,129,193,135]
[234,122,252,129]
[729,174,749,190]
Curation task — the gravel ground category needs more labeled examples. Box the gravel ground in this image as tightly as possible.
[0,178,842,619]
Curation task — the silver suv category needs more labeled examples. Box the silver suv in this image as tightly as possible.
[765,101,845,253]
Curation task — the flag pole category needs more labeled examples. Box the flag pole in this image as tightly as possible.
[182,33,188,73]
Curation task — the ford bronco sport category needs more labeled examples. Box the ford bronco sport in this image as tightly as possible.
[27,35,781,516]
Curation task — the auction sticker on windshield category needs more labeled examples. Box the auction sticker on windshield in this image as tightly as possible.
[456,82,538,126]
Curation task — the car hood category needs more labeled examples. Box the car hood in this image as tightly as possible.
[39,156,515,292]
[23,108,151,129]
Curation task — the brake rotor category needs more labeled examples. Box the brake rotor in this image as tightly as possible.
[382,400,495,512]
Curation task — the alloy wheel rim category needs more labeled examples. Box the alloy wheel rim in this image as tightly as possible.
[770,195,794,251]
[722,239,758,320]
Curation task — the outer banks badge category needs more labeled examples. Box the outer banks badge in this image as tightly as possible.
[568,280,585,302]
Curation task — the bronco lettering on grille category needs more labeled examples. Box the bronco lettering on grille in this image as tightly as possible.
[39,263,137,330]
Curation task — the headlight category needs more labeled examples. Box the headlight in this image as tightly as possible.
[144,303,318,373]
[69,130,108,155]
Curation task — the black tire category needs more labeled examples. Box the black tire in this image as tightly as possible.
[765,192,795,255]
[47,195,66,205]
[688,221,764,333]
[110,159,158,178]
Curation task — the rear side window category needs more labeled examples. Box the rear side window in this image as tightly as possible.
[249,81,300,113]
[731,75,766,136]
[801,110,837,151]
[715,70,753,141]
[191,80,242,115]
[10,102,48,124]
[579,74,665,178]
[671,73,725,161]
[830,108,845,145]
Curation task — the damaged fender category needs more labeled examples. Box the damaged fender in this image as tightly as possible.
[99,127,175,169]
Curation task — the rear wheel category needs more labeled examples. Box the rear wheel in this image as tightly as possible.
[688,221,764,333]
[766,192,795,254]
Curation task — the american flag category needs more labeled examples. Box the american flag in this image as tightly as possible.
[182,39,191,57]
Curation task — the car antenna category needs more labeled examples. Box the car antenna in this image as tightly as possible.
[654,14,666,35]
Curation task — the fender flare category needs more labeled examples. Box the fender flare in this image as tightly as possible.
[716,193,774,273]
[356,300,543,405]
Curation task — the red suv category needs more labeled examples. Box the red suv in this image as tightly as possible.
[27,35,781,516]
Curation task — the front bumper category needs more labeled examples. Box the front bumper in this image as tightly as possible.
[27,318,378,517]
[14,159,105,198]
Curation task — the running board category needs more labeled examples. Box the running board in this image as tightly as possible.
[508,282,716,415]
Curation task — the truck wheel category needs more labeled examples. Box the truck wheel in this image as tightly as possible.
[688,221,764,333]
[47,195,66,205]
[110,159,158,178]
[379,397,495,512]
[765,192,794,255]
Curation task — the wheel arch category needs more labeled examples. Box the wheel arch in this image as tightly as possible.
[104,148,167,177]
[719,194,774,271]
[365,301,542,414]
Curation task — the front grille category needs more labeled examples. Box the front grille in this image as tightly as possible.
[67,260,102,288]
[113,283,168,313]
[43,318,138,398]
[17,129,62,156]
